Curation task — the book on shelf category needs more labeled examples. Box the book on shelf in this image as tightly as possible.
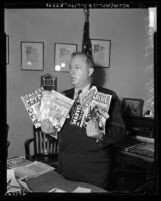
[80,86,112,135]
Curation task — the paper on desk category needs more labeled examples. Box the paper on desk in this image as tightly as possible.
[18,179,32,192]
[54,188,66,192]
[135,136,154,143]
[48,187,92,193]
[7,169,13,183]
[14,161,55,180]
[7,169,21,193]
[48,187,66,193]
[7,169,20,186]
[72,186,91,193]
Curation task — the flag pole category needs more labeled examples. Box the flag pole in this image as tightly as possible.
[83,8,89,22]
[82,8,93,59]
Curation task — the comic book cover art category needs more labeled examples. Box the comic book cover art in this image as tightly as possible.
[37,90,74,132]
[80,86,112,134]
[21,88,43,128]
[69,86,97,127]
[80,86,97,110]
[70,101,84,127]
[84,104,110,135]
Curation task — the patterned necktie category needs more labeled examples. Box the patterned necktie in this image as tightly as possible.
[74,89,82,103]
[70,90,82,117]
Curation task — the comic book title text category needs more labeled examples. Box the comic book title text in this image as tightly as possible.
[22,88,42,107]
[93,92,110,105]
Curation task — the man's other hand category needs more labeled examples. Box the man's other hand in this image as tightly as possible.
[86,120,103,140]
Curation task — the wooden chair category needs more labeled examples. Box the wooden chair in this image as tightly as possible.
[24,126,59,168]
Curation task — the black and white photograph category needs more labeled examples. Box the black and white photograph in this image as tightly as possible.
[4,2,157,196]
[122,98,144,117]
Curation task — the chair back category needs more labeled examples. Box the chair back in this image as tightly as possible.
[33,126,58,157]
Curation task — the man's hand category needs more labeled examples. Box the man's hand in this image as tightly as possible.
[86,120,103,140]
[41,119,56,134]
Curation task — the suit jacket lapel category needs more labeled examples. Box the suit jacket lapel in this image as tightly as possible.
[65,88,74,99]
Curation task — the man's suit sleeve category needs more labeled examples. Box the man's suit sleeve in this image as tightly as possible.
[100,91,126,148]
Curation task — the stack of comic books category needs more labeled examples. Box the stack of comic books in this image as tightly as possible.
[80,86,112,135]
[21,89,74,132]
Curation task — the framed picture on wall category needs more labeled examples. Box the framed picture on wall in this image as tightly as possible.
[91,39,111,68]
[122,98,144,117]
[21,41,44,71]
[54,43,77,72]
[6,34,9,64]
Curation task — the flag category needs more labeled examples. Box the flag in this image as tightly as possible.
[82,9,93,58]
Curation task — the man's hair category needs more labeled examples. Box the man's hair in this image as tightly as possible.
[71,52,94,69]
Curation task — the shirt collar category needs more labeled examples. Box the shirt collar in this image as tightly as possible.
[74,83,91,99]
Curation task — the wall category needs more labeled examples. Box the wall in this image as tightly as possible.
[5,8,150,157]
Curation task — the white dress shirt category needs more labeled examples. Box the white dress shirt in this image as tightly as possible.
[74,83,91,100]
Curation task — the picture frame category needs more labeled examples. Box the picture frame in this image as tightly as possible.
[91,39,111,68]
[122,98,144,117]
[21,41,44,71]
[6,34,9,64]
[54,43,77,72]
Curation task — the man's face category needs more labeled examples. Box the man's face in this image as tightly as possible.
[69,55,92,89]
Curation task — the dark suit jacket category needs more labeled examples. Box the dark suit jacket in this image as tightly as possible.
[57,85,126,189]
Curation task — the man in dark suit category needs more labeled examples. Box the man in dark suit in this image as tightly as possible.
[41,52,126,189]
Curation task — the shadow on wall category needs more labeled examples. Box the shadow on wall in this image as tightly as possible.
[92,66,106,87]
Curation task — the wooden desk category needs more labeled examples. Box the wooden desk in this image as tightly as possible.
[111,147,155,193]
[110,116,156,193]
[25,170,107,193]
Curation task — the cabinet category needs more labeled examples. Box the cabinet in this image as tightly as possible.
[123,116,154,138]
[110,116,156,194]
[111,148,155,193]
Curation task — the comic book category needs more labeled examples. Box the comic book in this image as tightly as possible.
[69,86,97,127]
[21,88,43,128]
[80,86,112,135]
[80,86,98,110]
[37,90,74,132]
